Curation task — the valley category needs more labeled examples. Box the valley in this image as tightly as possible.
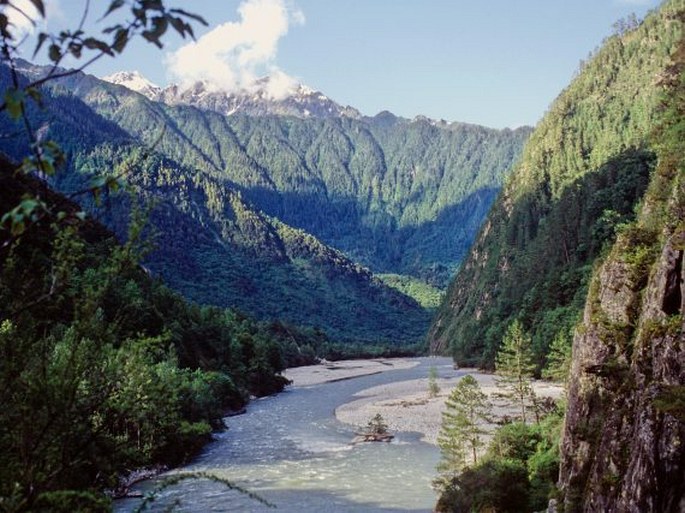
[0,0,683,512]
[0,60,530,343]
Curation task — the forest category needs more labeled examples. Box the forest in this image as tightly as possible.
[1,0,683,511]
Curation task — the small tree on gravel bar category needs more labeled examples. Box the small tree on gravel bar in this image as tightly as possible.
[436,375,491,488]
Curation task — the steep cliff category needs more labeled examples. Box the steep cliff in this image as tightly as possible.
[559,14,685,511]
[428,1,683,367]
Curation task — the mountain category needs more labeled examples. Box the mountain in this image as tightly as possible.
[1,68,433,343]
[429,2,684,511]
[1,59,530,343]
[87,69,534,287]
[559,8,685,510]
[103,72,362,119]
[103,70,162,98]
[428,1,683,367]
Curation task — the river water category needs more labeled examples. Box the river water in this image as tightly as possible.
[116,357,457,513]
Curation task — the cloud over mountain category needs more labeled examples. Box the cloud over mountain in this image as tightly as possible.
[166,0,304,99]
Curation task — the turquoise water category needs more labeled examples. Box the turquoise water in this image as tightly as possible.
[115,357,457,512]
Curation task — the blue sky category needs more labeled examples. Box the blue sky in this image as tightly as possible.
[38,0,661,128]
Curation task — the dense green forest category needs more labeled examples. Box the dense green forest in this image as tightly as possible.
[0,60,529,342]
[428,1,683,367]
[50,78,530,287]
[0,157,286,511]
[0,64,441,343]
[436,5,684,511]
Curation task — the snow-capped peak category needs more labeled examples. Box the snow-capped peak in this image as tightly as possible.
[103,71,161,98]
[101,70,361,120]
[156,76,361,120]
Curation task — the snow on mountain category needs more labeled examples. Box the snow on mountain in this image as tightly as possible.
[103,71,162,98]
[102,71,360,120]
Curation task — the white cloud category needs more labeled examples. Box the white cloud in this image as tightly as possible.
[1,0,61,39]
[166,0,304,99]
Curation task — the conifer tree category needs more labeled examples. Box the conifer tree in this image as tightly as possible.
[542,331,573,384]
[436,375,491,487]
[495,320,537,423]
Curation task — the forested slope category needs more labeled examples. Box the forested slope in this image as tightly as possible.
[1,60,529,342]
[0,66,431,343]
[0,156,291,511]
[559,13,685,509]
[30,63,529,286]
[428,1,683,366]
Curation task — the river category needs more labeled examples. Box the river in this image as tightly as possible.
[115,357,457,512]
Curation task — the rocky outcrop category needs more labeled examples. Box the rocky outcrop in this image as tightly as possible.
[558,127,685,513]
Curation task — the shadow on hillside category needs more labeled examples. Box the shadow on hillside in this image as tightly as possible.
[237,185,500,287]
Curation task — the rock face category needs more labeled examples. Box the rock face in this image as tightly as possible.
[558,109,685,513]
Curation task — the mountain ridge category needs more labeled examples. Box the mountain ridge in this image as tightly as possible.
[428,1,682,365]
[2,59,529,342]
[103,69,363,119]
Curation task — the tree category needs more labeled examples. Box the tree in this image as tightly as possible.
[495,320,537,423]
[542,330,573,384]
[0,3,210,511]
[0,0,207,237]
[428,365,440,398]
[436,375,491,487]
[366,413,389,436]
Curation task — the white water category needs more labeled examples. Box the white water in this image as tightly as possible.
[116,357,457,512]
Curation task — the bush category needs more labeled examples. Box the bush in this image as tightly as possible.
[436,459,530,513]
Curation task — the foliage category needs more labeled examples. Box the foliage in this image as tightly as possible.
[542,330,573,384]
[436,375,491,487]
[430,2,681,367]
[436,458,530,513]
[377,273,444,309]
[653,385,685,422]
[557,6,685,507]
[0,0,205,236]
[436,410,564,513]
[495,321,537,423]
[0,56,529,341]
[0,164,290,511]
[366,413,389,436]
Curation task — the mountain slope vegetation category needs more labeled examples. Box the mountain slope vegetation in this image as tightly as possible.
[0,77,429,343]
[1,62,528,342]
[559,12,685,509]
[65,70,531,286]
[0,156,292,511]
[428,2,683,366]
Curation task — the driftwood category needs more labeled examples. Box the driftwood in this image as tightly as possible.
[352,431,394,444]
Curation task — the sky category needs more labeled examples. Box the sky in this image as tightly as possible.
[11,0,663,128]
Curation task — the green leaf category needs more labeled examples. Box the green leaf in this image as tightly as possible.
[28,0,46,17]
[112,28,129,53]
[33,32,49,58]
[169,9,208,26]
[83,37,114,56]
[68,42,82,59]
[103,0,125,18]
[0,14,9,39]
[48,43,62,63]
[168,16,189,38]
[4,89,25,120]
[26,87,42,105]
